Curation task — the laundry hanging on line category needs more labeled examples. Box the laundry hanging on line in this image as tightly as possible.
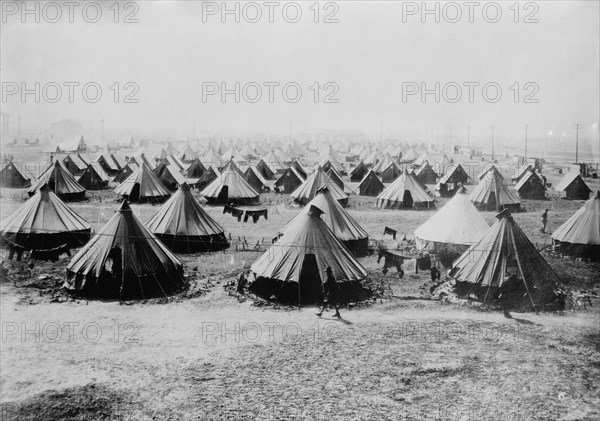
[223,205,268,223]
[244,209,268,223]
[383,226,397,240]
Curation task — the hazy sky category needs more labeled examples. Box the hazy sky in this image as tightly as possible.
[1,0,599,145]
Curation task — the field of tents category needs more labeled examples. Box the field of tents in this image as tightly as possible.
[0,141,599,420]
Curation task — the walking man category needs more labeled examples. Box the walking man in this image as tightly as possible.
[541,209,549,233]
[316,266,341,318]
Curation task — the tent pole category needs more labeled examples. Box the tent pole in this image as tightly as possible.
[509,228,537,309]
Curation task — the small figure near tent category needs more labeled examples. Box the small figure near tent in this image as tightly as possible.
[316,266,341,318]
[541,209,549,233]
[237,267,253,295]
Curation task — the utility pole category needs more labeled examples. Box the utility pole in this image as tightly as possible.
[524,124,528,162]
[467,125,470,149]
[574,123,580,163]
[491,124,495,160]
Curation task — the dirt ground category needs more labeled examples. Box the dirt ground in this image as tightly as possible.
[1,151,599,420]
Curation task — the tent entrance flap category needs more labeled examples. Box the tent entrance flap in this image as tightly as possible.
[130,184,140,202]
[489,192,497,211]
[217,185,229,203]
[403,190,413,208]
[299,253,322,305]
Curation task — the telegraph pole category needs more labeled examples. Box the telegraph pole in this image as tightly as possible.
[524,124,528,162]
[491,124,495,160]
[467,125,470,149]
[574,123,580,163]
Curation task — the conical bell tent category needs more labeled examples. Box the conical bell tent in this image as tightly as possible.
[291,166,348,206]
[414,186,489,266]
[0,161,31,188]
[281,186,369,256]
[552,191,600,261]
[1,184,91,261]
[250,205,370,305]
[449,209,558,308]
[469,167,521,212]
[146,183,229,253]
[66,200,186,299]
[376,170,434,209]
[201,160,259,205]
[357,169,385,197]
[114,162,171,203]
[28,160,86,201]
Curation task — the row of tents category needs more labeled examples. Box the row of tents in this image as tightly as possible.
[1,172,598,304]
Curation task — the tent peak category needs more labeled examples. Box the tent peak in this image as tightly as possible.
[308,205,324,217]
[495,208,513,221]
[455,185,467,195]
[119,200,133,212]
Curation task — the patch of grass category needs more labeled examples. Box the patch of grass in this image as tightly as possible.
[0,384,126,421]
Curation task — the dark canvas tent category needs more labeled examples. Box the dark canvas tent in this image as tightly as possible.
[290,160,307,179]
[114,163,171,203]
[0,161,31,188]
[62,154,88,177]
[282,186,369,256]
[66,200,186,299]
[350,161,368,182]
[255,159,275,180]
[381,161,402,183]
[154,162,186,191]
[376,171,434,209]
[555,173,591,200]
[96,154,121,176]
[201,161,260,205]
[326,166,345,191]
[29,160,86,201]
[244,166,270,193]
[146,183,229,253]
[436,164,470,197]
[449,209,558,308]
[512,164,534,184]
[196,166,219,191]
[469,167,521,212]
[415,162,437,185]
[357,169,385,197]
[1,184,91,261]
[372,153,395,175]
[78,162,111,190]
[291,167,348,206]
[184,158,206,178]
[275,167,305,194]
[250,205,369,304]
[552,191,600,261]
[113,164,137,184]
[515,169,546,200]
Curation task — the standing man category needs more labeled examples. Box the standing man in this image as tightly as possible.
[541,209,549,233]
[316,266,341,318]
